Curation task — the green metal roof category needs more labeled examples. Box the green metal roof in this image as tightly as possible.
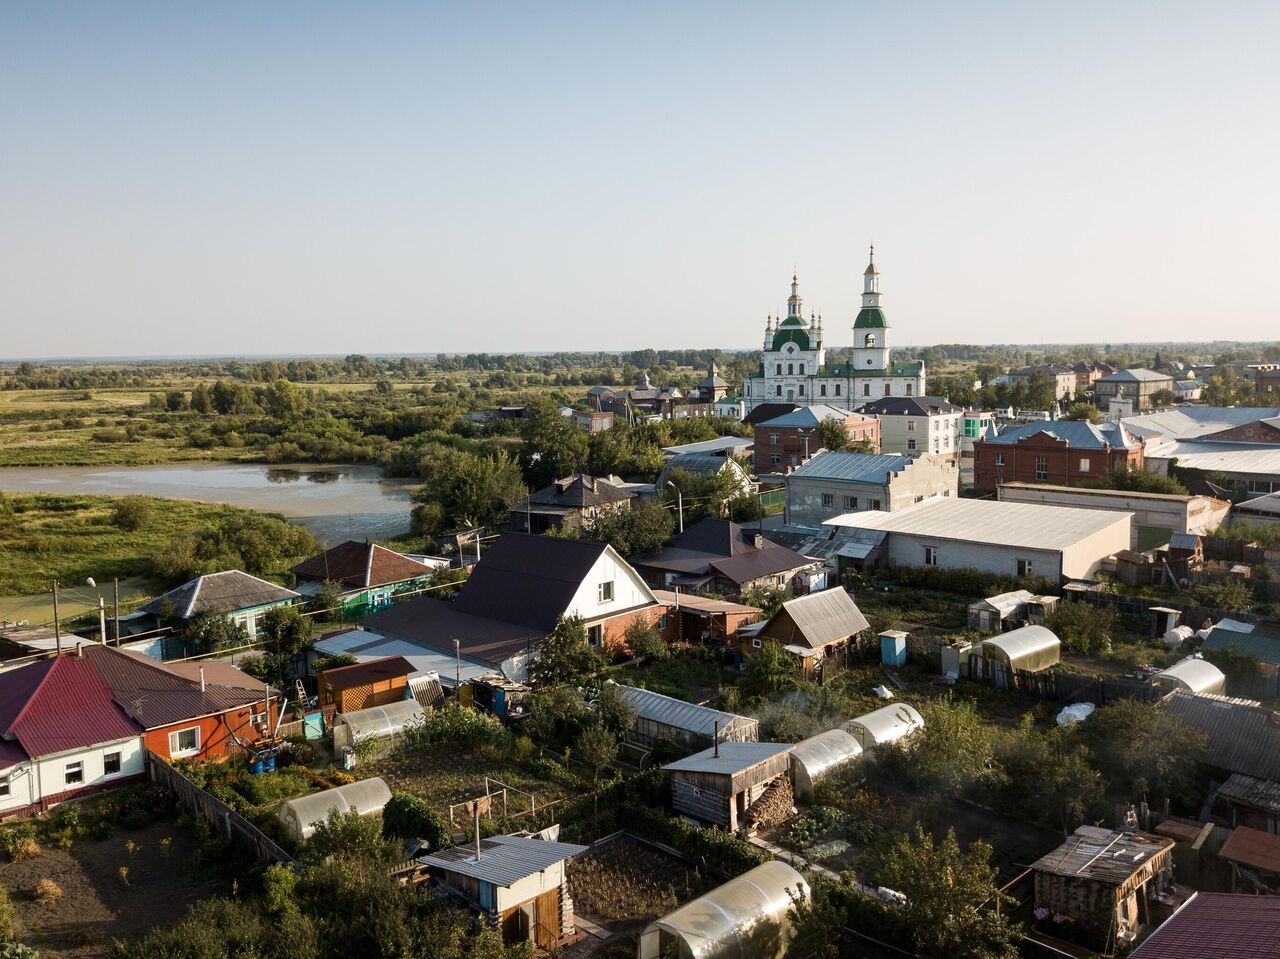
[853,307,888,329]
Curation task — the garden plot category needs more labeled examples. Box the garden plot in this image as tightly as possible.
[567,835,718,933]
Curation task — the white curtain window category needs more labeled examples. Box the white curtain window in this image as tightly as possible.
[169,727,200,758]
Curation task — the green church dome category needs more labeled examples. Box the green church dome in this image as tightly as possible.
[853,307,887,330]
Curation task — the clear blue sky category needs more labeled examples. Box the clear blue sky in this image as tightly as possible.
[3,2,1278,358]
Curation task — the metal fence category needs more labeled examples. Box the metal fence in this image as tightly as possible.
[146,750,294,865]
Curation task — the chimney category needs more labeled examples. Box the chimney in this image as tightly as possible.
[199,666,206,692]
[713,720,720,758]
[473,803,482,862]
[754,532,765,551]
[75,641,83,658]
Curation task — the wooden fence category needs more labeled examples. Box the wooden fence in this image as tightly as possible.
[964,656,1159,705]
[146,750,294,865]
[1061,583,1260,630]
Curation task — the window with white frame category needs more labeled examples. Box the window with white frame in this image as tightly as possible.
[769,433,780,445]
[169,727,200,758]
[752,638,762,648]
[907,439,917,451]
[770,454,780,465]
[798,363,805,374]
[0,776,10,797]
[1079,457,1090,473]
[907,419,916,432]
[249,709,268,727]
[995,453,1005,467]
[923,546,939,566]
[103,752,122,776]
[64,761,84,785]
[870,499,882,510]
[587,624,603,647]
[597,581,614,603]
[844,496,857,509]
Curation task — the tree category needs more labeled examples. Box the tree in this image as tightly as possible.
[1203,368,1256,407]
[1079,699,1207,807]
[1062,402,1102,423]
[519,397,589,488]
[153,512,319,582]
[382,792,450,852]
[190,382,214,414]
[527,615,606,689]
[256,604,317,686]
[1085,466,1187,496]
[182,611,248,654]
[303,580,343,617]
[623,617,668,659]
[1193,577,1253,611]
[1045,600,1117,655]
[1149,388,1177,408]
[112,495,153,531]
[868,826,1019,959]
[303,808,399,866]
[575,721,619,783]
[743,640,799,695]
[741,583,788,618]
[595,681,637,737]
[815,416,851,453]
[902,697,996,795]
[991,716,1104,832]
[578,500,675,556]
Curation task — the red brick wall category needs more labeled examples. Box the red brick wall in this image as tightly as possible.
[973,434,1143,491]
[754,418,880,473]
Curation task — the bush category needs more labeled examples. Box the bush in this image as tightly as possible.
[624,618,668,660]
[33,878,62,904]
[1046,600,1118,655]
[381,792,450,851]
[0,944,38,959]
[111,495,152,532]
[0,825,39,863]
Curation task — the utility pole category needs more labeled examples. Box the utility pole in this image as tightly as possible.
[454,638,461,702]
[113,578,120,645]
[98,596,107,645]
[51,580,62,655]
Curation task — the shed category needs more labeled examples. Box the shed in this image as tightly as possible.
[789,729,863,802]
[638,860,810,959]
[1152,657,1226,696]
[331,698,425,750]
[277,776,392,841]
[879,630,908,668]
[664,742,794,830]
[612,683,758,750]
[843,703,924,750]
[980,624,1061,673]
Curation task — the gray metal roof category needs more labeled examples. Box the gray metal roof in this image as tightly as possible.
[664,741,793,776]
[1097,368,1173,383]
[788,450,913,484]
[1140,440,1280,476]
[612,683,757,739]
[1168,532,1202,551]
[661,436,754,456]
[1120,406,1280,441]
[139,570,299,619]
[1166,691,1280,781]
[761,588,870,650]
[985,419,1137,450]
[757,405,866,428]
[419,834,586,887]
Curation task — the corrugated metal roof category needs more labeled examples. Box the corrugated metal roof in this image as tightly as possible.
[139,570,299,619]
[760,588,870,650]
[1217,774,1280,816]
[1168,532,1202,551]
[1201,626,1280,666]
[291,541,436,589]
[660,436,754,456]
[788,450,914,484]
[612,683,757,739]
[419,834,586,887]
[1130,892,1280,959]
[1142,440,1280,477]
[756,405,867,428]
[664,741,793,776]
[1031,826,1173,883]
[0,655,141,760]
[321,656,416,690]
[985,419,1137,450]
[1166,691,1280,781]
[1097,368,1171,383]
[824,497,1130,551]
[1121,406,1280,441]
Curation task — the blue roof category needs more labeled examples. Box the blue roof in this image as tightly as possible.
[1202,626,1280,666]
[757,405,862,428]
[1168,532,1202,551]
[985,420,1136,450]
[788,451,914,484]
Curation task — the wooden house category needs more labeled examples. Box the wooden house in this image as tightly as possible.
[416,833,586,950]
[746,587,870,674]
[317,655,414,713]
[664,742,793,830]
[1031,827,1175,949]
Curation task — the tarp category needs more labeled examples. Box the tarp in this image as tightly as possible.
[790,729,862,802]
[843,703,924,750]
[638,860,809,959]
[1153,657,1226,695]
[277,776,392,841]
[980,624,1061,672]
[332,699,425,750]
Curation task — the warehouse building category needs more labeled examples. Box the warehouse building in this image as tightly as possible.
[823,497,1131,582]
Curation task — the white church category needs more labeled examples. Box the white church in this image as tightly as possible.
[743,248,926,413]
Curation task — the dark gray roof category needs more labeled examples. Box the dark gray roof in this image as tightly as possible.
[857,396,961,416]
[419,834,586,886]
[139,570,299,619]
[1166,691,1280,780]
[664,742,793,776]
[984,419,1137,450]
[743,403,801,426]
[788,450,913,484]
[518,474,633,511]
[1168,532,1202,551]
[759,588,870,650]
[630,519,813,585]
[657,453,745,484]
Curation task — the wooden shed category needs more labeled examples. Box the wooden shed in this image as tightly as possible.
[664,742,794,830]
[1031,826,1175,950]
[317,655,414,713]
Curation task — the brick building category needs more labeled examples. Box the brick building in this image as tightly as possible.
[753,404,879,473]
[972,420,1143,491]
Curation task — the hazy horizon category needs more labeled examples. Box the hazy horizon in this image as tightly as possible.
[4,2,1279,358]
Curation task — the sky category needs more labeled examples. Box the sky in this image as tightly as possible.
[3,2,1279,358]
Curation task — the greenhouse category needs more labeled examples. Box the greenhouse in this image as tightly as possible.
[789,729,863,802]
[638,860,810,959]
[1152,656,1226,695]
[331,698,425,750]
[843,703,924,750]
[979,624,1061,673]
[613,683,758,750]
[277,776,392,841]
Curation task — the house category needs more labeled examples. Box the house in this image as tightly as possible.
[1120,406,1280,498]
[639,861,809,959]
[960,410,996,453]
[998,482,1230,550]
[561,407,614,433]
[659,436,754,459]
[753,405,879,473]
[1130,892,1280,959]
[1165,691,1280,782]
[1073,361,1105,394]
[611,683,758,751]
[966,589,1059,632]
[359,533,663,680]
[1233,491,1280,522]
[290,541,444,611]
[693,360,731,403]
[1174,379,1203,402]
[856,396,963,460]
[713,396,746,419]
[784,450,958,527]
[843,703,924,750]
[587,371,710,420]
[665,742,794,830]
[745,588,870,673]
[507,474,636,535]
[824,497,1132,582]
[651,589,760,649]
[1031,826,1175,949]
[742,402,801,426]
[310,627,493,691]
[317,655,415,713]
[138,570,299,638]
[1095,368,1175,414]
[1008,363,1078,401]
[1218,825,1280,893]
[655,453,754,498]
[972,420,1144,492]
[630,518,817,599]
[1258,369,1280,401]
[417,833,586,951]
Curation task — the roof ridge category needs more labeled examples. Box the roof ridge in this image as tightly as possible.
[365,541,376,588]
[184,575,204,619]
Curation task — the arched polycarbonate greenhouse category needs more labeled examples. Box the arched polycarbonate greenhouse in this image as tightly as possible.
[789,728,863,802]
[331,698,425,750]
[843,703,925,750]
[1152,656,1226,695]
[277,776,392,841]
[980,624,1061,672]
[638,860,810,959]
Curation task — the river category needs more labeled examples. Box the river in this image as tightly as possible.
[0,462,416,544]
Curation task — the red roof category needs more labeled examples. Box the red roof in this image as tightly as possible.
[1132,892,1280,958]
[1219,825,1280,875]
[320,655,416,690]
[0,654,140,760]
[291,541,432,589]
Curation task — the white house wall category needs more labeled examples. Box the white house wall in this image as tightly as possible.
[1058,517,1132,580]
[494,861,566,913]
[2,736,144,815]
[566,549,657,623]
[883,534,1064,582]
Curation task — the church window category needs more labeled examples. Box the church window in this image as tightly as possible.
[776,364,782,376]
[798,385,805,396]
[820,384,827,397]
[798,363,804,374]
[787,363,793,375]
[835,383,841,396]
[776,385,782,397]
[905,382,913,395]
[884,384,891,396]
[863,383,870,397]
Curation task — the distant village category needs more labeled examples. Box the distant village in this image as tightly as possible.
[4,255,1280,959]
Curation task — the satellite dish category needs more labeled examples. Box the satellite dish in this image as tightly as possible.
[86,577,97,588]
